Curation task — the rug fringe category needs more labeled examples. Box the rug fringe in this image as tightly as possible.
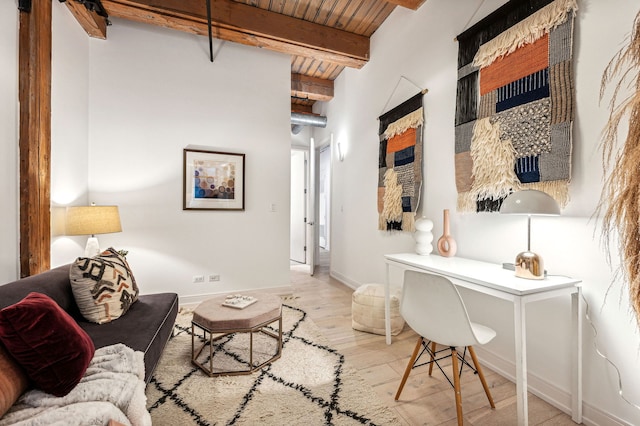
[383,108,424,139]
[280,294,299,301]
[473,0,578,68]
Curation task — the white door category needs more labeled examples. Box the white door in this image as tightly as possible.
[290,150,306,264]
[307,138,317,275]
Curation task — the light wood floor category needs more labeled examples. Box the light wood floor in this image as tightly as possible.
[289,260,578,426]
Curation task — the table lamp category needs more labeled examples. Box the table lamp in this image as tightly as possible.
[65,204,122,257]
[499,189,560,280]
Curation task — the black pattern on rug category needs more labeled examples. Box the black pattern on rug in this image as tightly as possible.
[147,304,390,426]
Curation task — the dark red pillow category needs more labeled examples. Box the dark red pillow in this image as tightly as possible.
[0,292,95,397]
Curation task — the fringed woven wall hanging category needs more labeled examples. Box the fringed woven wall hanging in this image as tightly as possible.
[598,9,640,329]
[454,0,578,213]
[378,91,425,232]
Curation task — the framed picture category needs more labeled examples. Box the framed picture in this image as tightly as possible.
[183,148,245,210]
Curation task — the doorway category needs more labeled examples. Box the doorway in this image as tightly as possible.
[290,139,332,274]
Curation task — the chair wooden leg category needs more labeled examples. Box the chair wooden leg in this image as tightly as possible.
[428,340,436,376]
[451,347,463,426]
[468,346,495,408]
[395,336,423,400]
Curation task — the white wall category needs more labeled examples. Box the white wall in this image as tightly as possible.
[50,1,91,266]
[315,0,640,424]
[2,8,290,297]
[86,19,292,302]
[0,1,19,282]
[1,2,90,280]
[291,124,312,149]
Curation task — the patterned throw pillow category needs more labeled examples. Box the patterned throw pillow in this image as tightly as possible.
[69,248,139,324]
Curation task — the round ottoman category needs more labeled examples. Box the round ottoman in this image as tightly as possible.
[352,283,405,336]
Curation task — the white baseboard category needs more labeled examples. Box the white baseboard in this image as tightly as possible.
[178,285,293,308]
[473,346,628,426]
[329,269,359,290]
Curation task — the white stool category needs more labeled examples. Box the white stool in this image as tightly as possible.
[352,283,404,336]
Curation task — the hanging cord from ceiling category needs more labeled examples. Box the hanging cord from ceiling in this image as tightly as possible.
[454,0,486,41]
[379,75,427,116]
[206,0,213,62]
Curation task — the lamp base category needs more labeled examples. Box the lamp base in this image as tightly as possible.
[515,251,545,280]
[84,236,100,258]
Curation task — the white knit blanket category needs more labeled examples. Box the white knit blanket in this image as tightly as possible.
[0,344,151,426]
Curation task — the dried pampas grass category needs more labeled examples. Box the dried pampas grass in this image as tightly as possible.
[597,10,640,327]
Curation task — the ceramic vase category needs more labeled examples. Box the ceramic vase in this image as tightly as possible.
[414,217,434,255]
[436,209,457,257]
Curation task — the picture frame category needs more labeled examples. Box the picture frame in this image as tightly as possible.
[183,148,245,210]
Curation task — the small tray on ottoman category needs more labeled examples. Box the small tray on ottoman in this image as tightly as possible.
[221,294,258,309]
[191,293,282,376]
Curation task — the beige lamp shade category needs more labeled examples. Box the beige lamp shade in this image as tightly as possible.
[65,205,122,236]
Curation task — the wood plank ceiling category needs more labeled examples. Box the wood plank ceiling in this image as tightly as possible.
[64,0,427,114]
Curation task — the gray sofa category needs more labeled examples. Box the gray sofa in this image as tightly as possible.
[0,264,179,383]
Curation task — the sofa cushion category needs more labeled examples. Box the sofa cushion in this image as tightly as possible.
[69,248,139,324]
[0,343,29,418]
[0,265,79,316]
[78,292,179,383]
[0,292,95,397]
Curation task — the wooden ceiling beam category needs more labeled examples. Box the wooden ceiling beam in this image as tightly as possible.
[384,0,427,10]
[102,0,370,69]
[63,0,108,39]
[291,73,334,102]
[291,103,313,114]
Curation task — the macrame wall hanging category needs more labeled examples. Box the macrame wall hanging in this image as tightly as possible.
[454,0,578,213]
[377,87,426,232]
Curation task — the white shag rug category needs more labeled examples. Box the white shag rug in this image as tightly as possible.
[146,304,401,425]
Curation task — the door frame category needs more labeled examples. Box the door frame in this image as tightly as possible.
[310,134,334,274]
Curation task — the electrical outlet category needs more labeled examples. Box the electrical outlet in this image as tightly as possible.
[193,275,205,283]
[208,274,220,282]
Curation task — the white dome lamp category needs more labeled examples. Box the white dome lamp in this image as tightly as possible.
[499,190,560,280]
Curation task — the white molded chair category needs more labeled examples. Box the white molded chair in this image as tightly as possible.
[395,270,496,425]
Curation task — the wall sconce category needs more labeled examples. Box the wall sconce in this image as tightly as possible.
[499,189,560,279]
[65,203,122,257]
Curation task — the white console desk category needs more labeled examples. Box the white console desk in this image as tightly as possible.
[384,253,582,426]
